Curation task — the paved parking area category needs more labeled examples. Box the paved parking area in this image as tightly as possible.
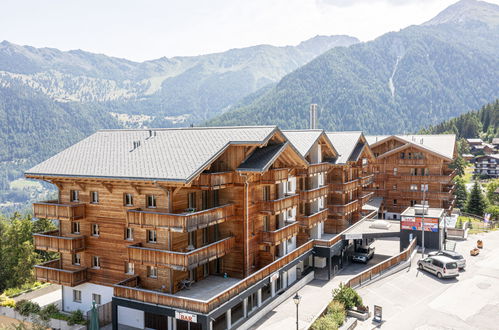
[356,231,499,330]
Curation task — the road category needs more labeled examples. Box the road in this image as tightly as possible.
[356,231,499,330]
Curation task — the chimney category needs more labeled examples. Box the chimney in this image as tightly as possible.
[309,104,318,129]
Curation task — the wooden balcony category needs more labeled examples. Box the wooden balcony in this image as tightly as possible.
[126,204,234,232]
[261,168,289,183]
[360,174,374,187]
[127,237,235,271]
[33,230,85,253]
[382,170,456,184]
[33,200,85,221]
[387,190,453,200]
[35,260,88,287]
[191,171,234,189]
[297,162,330,176]
[297,209,328,229]
[328,199,359,216]
[260,194,299,214]
[114,240,314,314]
[359,192,374,205]
[260,222,300,246]
[329,179,359,193]
[299,186,328,202]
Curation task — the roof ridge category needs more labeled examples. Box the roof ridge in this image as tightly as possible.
[98,125,277,132]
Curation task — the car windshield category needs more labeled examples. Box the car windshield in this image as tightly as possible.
[446,262,458,269]
[450,254,463,260]
[357,248,368,254]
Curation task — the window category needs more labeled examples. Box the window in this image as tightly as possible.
[362,158,368,165]
[263,186,271,201]
[263,215,270,232]
[393,168,398,175]
[374,152,379,157]
[146,195,157,208]
[188,192,196,210]
[410,168,417,176]
[201,191,209,210]
[124,193,133,206]
[92,293,101,305]
[147,266,158,278]
[400,152,405,159]
[147,230,157,243]
[287,208,293,218]
[213,190,220,207]
[410,200,417,206]
[72,222,80,234]
[421,184,428,192]
[407,152,412,159]
[393,199,397,206]
[73,290,81,303]
[125,227,133,241]
[125,262,134,275]
[287,180,293,192]
[392,185,397,191]
[70,190,79,202]
[90,191,99,204]
[73,254,81,265]
[91,224,100,237]
[410,184,418,191]
[92,256,101,269]
[424,168,430,176]
[202,228,208,244]
[203,263,209,277]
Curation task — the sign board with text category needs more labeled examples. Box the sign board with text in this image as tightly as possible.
[175,311,197,323]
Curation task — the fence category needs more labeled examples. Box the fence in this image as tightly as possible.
[86,301,112,327]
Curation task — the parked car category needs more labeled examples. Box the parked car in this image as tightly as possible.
[417,256,459,279]
[428,250,466,270]
[352,246,375,264]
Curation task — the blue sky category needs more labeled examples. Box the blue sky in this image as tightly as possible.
[1,0,498,61]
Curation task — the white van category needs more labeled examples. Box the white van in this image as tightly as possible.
[417,256,459,279]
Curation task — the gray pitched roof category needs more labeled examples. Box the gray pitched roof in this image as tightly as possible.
[326,131,363,164]
[282,130,324,158]
[366,134,456,160]
[237,143,287,172]
[26,126,278,182]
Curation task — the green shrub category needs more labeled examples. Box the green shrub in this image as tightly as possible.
[67,310,86,326]
[0,294,16,308]
[38,303,59,321]
[311,313,339,330]
[14,300,40,317]
[2,282,46,298]
[332,284,363,310]
[327,301,346,326]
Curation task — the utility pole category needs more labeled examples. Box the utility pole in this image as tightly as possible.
[421,186,426,259]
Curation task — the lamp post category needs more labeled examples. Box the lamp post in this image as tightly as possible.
[293,292,301,330]
[421,186,427,259]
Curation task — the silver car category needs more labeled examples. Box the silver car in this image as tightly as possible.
[417,256,459,279]
[428,250,466,270]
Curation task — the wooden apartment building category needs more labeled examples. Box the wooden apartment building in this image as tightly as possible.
[366,134,457,219]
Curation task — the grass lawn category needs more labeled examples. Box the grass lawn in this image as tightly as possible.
[458,216,497,234]
[462,166,473,184]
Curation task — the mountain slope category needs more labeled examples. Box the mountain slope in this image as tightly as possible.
[207,0,499,134]
[0,35,359,126]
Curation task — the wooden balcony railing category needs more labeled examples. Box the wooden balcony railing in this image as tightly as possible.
[297,162,330,176]
[360,174,374,187]
[260,194,299,214]
[261,168,289,183]
[359,192,374,205]
[297,209,328,228]
[126,204,234,232]
[299,186,328,202]
[127,237,235,271]
[380,170,456,184]
[260,222,300,245]
[114,240,314,314]
[387,190,453,200]
[35,260,88,287]
[33,230,85,253]
[191,171,234,188]
[328,199,359,216]
[329,179,359,193]
[33,200,85,221]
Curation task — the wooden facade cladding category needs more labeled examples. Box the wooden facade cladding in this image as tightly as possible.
[260,168,289,183]
[360,174,374,187]
[114,240,314,314]
[127,237,235,271]
[260,222,300,245]
[33,200,85,221]
[33,230,85,253]
[328,179,358,193]
[299,186,328,202]
[297,209,328,229]
[126,204,235,232]
[34,259,88,287]
[359,191,374,205]
[260,194,299,214]
[190,171,235,189]
[328,199,359,216]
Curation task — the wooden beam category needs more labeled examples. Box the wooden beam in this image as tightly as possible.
[101,183,113,193]
[171,187,182,196]
[48,180,63,191]
[130,184,141,195]
[74,181,86,191]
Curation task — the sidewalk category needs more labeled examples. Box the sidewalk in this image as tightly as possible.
[250,238,401,330]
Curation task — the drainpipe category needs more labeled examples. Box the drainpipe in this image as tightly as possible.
[239,173,249,277]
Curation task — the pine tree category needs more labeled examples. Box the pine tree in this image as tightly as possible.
[450,156,467,177]
[466,182,487,216]
[454,177,468,210]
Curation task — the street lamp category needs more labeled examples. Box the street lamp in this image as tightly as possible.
[293,292,301,330]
